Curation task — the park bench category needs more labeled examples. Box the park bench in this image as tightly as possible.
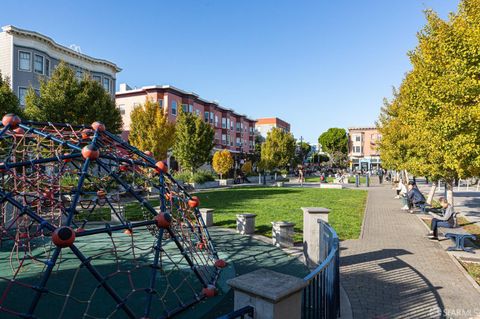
[438,225,476,253]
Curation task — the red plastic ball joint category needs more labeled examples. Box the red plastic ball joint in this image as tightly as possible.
[2,114,21,129]
[188,196,200,208]
[196,242,205,250]
[214,259,227,269]
[81,129,93,140]
[91,121,106,132]
[81,144,100,160]
[97,190,107,198]
[13,127,25,135]
[63,153,72,163]
[155,161,168,173]
[52,227,76,248]
[155,212,172,228]
[144,150,153,157]
[124,229,133,236]
[202,285,217,298]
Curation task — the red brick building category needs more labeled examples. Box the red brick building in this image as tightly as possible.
[115,84,256,155]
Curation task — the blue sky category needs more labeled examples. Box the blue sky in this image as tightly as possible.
[0,0,459,143]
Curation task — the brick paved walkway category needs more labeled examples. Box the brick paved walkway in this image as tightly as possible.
[341,185,480,319]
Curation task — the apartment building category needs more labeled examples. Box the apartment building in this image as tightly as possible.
[0,25,120,106]
[255,117,291,138]
[115,84,256,154]
[348,127,382,171]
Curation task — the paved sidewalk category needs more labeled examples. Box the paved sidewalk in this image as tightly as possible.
[340,185,480,319]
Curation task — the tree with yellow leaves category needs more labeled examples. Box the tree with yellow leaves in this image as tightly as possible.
[212,149,233,179]
[129,99,176,160]
[378,0,480,205]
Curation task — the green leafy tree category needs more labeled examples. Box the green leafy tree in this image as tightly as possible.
[318,128,348,167]
[260,128,296,171]
[0,72,22,117]
[295,141,311,165]
[212,149,234,179]
[173,109,214,173]
[24,61,122,132]
[312,153,330,164]
[129,99,176,160]
[378,0,480,205]
[241,161,253,175]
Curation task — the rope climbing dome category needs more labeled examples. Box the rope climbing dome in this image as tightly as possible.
[0,114,226,319]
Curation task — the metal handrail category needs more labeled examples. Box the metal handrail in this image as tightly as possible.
[302,220,340,319]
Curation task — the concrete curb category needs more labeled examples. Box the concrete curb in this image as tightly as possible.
[360,189,370,239]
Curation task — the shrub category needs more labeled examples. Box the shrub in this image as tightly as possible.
[191,170,216,184]
[173,170,216,184]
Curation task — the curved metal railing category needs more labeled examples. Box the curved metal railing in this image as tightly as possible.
[302,220,340,319]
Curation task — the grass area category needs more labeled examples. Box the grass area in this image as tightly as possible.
[303,176,367,184]
[194,186,367,242]
[460,262,480,285]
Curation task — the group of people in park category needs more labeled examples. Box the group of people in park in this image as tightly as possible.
[393,178,455,240]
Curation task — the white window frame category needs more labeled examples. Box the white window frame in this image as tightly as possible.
[76,69,83,81]
[118,104,125,115]
[92,75,101,83]
[45,58,50,77]
[18,51,31,72]
[34,54,44,74]
[103,77,111,93]
[18,87,28,106]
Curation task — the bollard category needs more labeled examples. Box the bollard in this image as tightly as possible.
[111,206,125,224]
[355,174,359,187]
[199,208,214,227]
[228,268,307,319]
[271,221,295,247]
[236,213,257,235]
[366,174,370,187]
[302,207,330,267]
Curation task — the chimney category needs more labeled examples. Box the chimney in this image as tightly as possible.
[119,83,132,92]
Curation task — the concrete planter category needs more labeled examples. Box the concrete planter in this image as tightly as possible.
[319,183,343,189]
[218,179,234,186]
[189,181,220,189]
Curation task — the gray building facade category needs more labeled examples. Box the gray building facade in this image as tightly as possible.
[0,25,121,107]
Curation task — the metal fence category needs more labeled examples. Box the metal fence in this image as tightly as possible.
[302,220,340,319]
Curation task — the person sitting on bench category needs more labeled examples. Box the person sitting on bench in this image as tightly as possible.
[427,197,454,240]
[406,181,425,213]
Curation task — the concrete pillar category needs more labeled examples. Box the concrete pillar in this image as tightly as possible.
[199,208,214,227]
[227,268,307,319]
[302,207,330,267]
[111,206,125,224]
[236,213,257,235]
[271,221,295,247]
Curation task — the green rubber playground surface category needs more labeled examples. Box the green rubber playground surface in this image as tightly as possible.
[0,228,215,318]
[0,227,310,319]
[180,227,311,319]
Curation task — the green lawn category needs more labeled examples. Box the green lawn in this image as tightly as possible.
[461,262,480,285]
[194,186,367,242]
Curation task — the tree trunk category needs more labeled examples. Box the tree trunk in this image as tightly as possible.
[446,180,454,207]
[426,183,437,205]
